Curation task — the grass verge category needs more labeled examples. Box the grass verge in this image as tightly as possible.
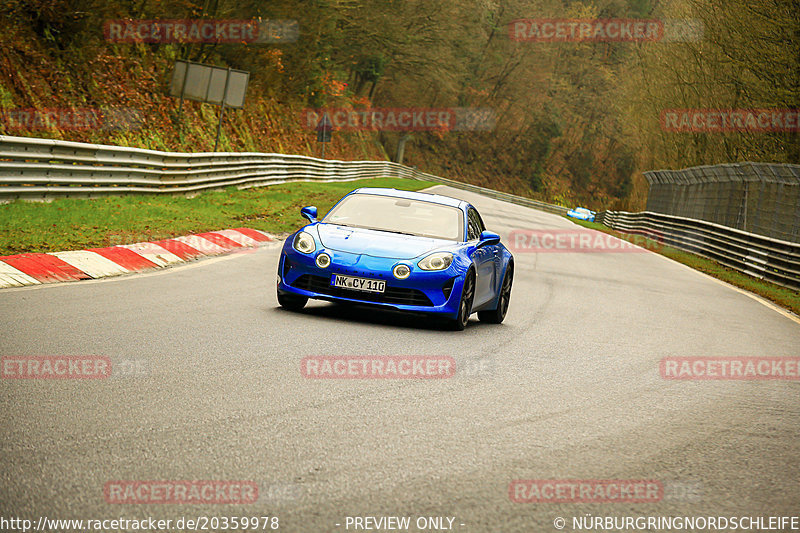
[0,178,436,255]
[569,218,800,316]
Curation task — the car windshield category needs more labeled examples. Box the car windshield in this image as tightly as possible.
[323,193,463,241]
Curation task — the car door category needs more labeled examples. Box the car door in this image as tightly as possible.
[474,208,502,289]
[468,208,496,307]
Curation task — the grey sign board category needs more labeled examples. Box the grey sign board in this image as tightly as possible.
[169,60,249,108]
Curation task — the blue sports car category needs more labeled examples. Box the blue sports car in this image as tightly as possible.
[567,206,596,222]
[276,187,514,330]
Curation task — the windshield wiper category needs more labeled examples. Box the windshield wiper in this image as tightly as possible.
[365,228,417,236]
[331,223,419,236]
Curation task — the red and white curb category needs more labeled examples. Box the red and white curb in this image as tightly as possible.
[0,228,274,289]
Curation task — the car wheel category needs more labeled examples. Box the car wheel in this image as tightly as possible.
[278,291,308,311]
[449,270,475,331]
[478,262,513,324]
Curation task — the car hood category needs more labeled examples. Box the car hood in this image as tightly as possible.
[315,224,455,259]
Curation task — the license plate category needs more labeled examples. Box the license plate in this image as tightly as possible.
[331,274,386,293]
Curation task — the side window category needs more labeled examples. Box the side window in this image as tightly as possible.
[474,210,486,233]
[467,209,481,241]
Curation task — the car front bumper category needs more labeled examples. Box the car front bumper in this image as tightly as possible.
[277,244,464,318]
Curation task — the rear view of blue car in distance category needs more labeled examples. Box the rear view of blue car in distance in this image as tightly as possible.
[276,188,514,330]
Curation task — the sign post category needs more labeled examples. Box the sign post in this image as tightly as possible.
[169,60,250,152]
[176,62,189,139]
[316,113,333,159]
[214,68,232,153]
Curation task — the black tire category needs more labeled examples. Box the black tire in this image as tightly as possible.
[278,291,308,311]
[449,270,475,331]
[478,262,513,324]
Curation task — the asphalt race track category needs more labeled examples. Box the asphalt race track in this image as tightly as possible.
[1,185,799,532]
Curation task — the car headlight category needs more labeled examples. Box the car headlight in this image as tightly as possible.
[418,252,453,271]
[293,231,316,254]
[393,264,411,279]
[315,253,331,268]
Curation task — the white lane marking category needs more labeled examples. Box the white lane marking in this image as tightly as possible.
[117,242,183,267]
[651,251,800,326]
[212,229,259,247]
[0,261,41,287]
[50,250,129,278]
[172,235,227,255]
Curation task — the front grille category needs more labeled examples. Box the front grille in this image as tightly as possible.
[292,274,433,307]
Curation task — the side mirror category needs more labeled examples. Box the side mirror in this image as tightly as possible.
[478,230,500,247]
[300,206,318,223]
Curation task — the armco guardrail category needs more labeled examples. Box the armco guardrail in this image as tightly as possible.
[0,135,567,215]
[644,162,800,244]
[596,210,800,291]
